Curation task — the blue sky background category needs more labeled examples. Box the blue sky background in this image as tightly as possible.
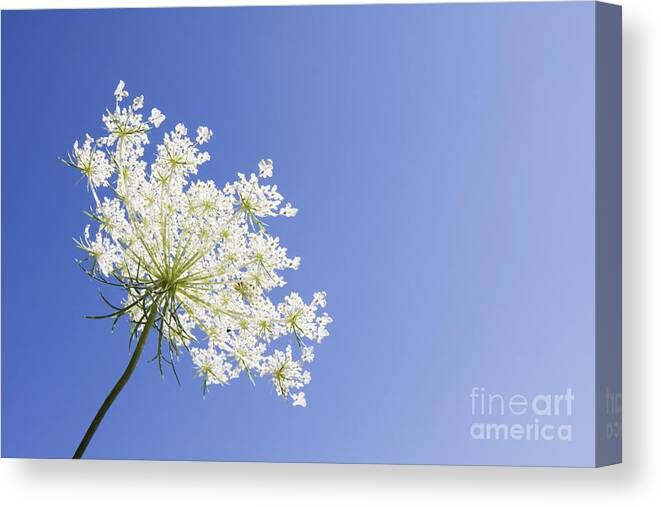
[2,3,597,465]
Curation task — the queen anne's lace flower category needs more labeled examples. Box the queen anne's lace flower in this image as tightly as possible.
[132,95,144,111]
[196,126,213,145]
[292,392,307,407]
[149,107,166,127]
[266,346,311,401]
[114,80,128,102]
[258,158,273,178]
[64,81,331,407]
[65,135,114,204]
[279,202,298,217]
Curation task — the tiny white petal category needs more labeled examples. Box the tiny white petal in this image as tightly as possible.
[258,158,273,178]
[149,108,166,127]
[196,126,213,144]
[292,392,307,407]
[114,80,128,101]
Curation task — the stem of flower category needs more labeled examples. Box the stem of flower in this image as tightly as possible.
[72,302,160,459]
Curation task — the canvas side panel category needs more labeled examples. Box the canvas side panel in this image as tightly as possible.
[595,1,622,467]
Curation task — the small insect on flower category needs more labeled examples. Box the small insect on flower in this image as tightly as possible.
[66,81,332,459]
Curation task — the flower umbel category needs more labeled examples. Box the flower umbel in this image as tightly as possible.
[66,82,332,458]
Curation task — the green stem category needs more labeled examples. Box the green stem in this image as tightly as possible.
[72,302,160,459]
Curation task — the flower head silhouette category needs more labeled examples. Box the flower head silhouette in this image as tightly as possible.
[64,81,331,458]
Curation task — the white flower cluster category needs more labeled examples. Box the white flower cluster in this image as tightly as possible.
[64,81,331,406]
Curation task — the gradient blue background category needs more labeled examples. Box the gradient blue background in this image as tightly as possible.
[2,3,598,465]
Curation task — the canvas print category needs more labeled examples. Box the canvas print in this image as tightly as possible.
[1,2,621,466]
